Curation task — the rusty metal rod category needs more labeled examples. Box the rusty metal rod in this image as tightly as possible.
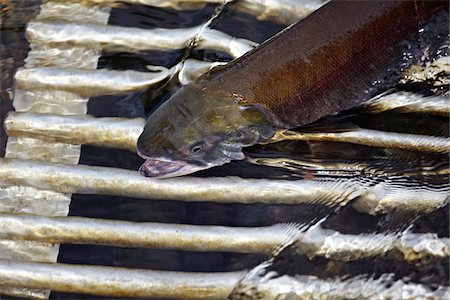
[0,259,244,299]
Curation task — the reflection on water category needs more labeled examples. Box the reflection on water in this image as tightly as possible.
[0,0,449,299]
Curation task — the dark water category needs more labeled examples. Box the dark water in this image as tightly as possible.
[1,1,449,299]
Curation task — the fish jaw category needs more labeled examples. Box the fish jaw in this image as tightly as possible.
[138,158,205,178]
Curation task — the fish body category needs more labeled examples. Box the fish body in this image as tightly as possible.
[137,0,448,178]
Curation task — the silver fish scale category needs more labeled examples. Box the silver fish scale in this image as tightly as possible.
[0,0,448,299]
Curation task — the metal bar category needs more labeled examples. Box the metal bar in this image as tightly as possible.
[14,59,224,97]
[246,156,449,215]
[5,113,448,213]
[1,1,112,298]
[11,90,89,115]
[130,0,227,7]
[248,155,448,177]
[364,91,450,116]
[352,181,449,215]
[15,67,175,97]
[0,213,298,254]
[199,28,257,56]
[268,129,450,153]
[0,287,48,300]
[26,21,257,57]
[0,158,446,214]
[0,259,245,299]
[234,0,327,24]
[5,112,145,151]
[2,258,446,300]
[35,1,111,24]
[295,220,450,261]
[4,113,448,213]
[5,137,82,164]
[49,0,228,9]
[48,0,324,24]
[0,158,365,205]
[178,59,226,85]
[6,112,450,153]
[1,213,448,261]
[233,271,450,299]
[0,186,71,216]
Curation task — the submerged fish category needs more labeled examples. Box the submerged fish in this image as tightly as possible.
[137,0,447,178]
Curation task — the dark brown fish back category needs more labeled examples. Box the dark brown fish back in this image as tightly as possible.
[200,0,447,128]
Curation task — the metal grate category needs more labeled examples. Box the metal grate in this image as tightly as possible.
[0,0,448,299]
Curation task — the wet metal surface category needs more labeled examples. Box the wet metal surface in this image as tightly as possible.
[0,158,365,206]
[0,213,297,254]
[364,90,450,116]
[26,21,257,57]
[6,110,449,153]
[268,128,450,153]
[1,0,110,297]
[0,0,449,299]
[231,271,450,300]
[0,259,245,299]
[0,213,447,260]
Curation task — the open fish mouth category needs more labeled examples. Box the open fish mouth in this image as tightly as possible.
[138,157,208,178]
[136,147,235,178]
[139,159,181,177]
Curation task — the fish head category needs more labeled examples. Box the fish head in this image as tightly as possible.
[137,83,277,178]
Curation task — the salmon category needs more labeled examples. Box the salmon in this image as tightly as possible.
[137,0,448,178]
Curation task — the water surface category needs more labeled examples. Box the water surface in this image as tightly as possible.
[0,1,448,299]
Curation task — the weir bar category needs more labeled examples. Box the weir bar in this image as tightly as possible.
[1,0,448,298]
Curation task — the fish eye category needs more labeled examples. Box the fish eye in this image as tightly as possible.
[189,141,205,154]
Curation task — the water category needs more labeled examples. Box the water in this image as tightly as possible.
[0,1,449,299]
[0,0,40,157]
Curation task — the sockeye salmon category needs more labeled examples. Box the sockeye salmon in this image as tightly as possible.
[137,0,447,178]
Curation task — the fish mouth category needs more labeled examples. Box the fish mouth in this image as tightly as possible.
[138,157,206,178]
[136,148,232,178]
[140,158,180,177]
